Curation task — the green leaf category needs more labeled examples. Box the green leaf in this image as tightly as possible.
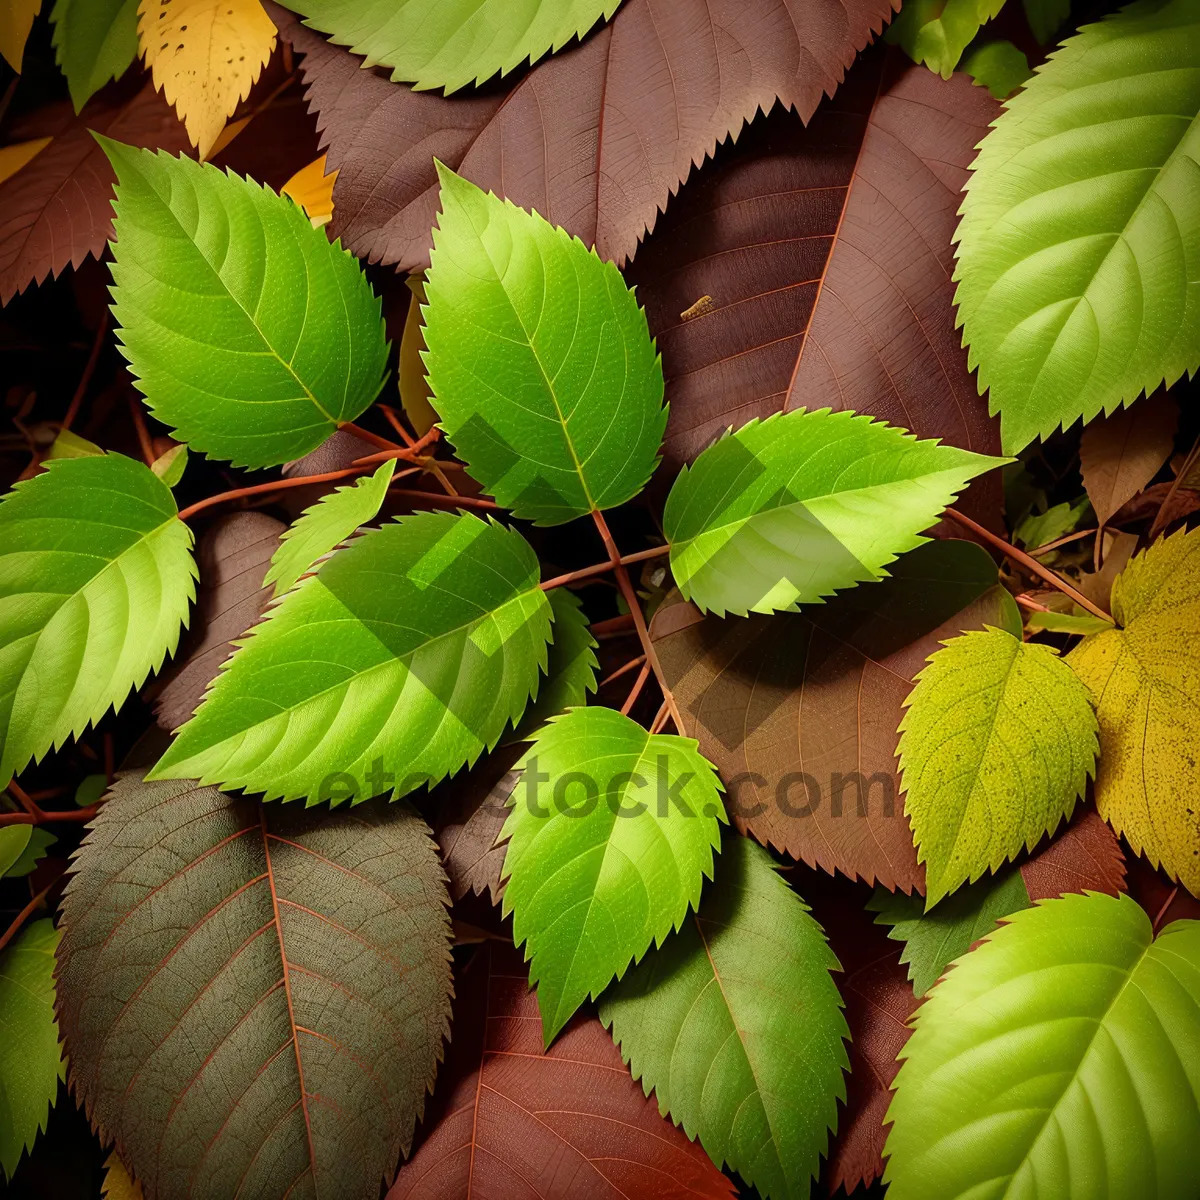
[1023,0,1072,43]
[264,459,396,598]
[0,826,32,876]
[900,628,1098,905]
[74,773,108,807]
[502,706,725,1042]
[1025,608,1115,635]
[149,442,187,488]
[962,40,1032,99]
[600,834,849,1200]
[424,164,666,525]
[884,892,1200,1199]
[1012,495,1090,550]
[0,453,196,782]
[3,827,56,878]
[103,142,389,469]
[56,774,453,1198]
[150,511,553,803]
[0,919,65,1180]
[663,408,1005,617]
[885,0,1004,77]
[46,428,103,460]
[283,0,622,93]
[868,868,1032,996]
[954,0,1200,454]
[50,0,138,110]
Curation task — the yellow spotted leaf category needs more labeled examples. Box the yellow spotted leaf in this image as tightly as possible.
[102,1153,143,1200]
[0,137,51,186]
[1068,525,1200,894]
[0,0,41,72]
[399,272,437,436]
[137,0,276,158]
[281,152,337,226]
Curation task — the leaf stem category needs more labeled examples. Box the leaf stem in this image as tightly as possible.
[126,394,156,466]
[620,662,652,715]
[7,780,42,819]
[177,467,368,521]
[0,806,100,828]
[1014,593,1052,613]
[600,654,646,687]
[0,884,54,956]
[336,420,405,452]
[1028,527,1097,557]
[540,544,670,591]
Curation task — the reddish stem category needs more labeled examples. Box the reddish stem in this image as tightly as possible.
[337,420,404,452]
[390,488,497,511]
[620,662,652,715]
[1028,527,1097,557]
[7,780,42,819]
[649,700,673,735]
[376,405,417,447]
[61,312,109,431]
[0,884,54,955]
[177,467,366,521]
[1014,593,1052,613]
[541,544,670,591]
[590,614,636,639]
[127,394,156,465]
[0,806,100,828]
[600,654,647,687]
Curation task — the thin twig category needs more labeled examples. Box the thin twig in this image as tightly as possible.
[620,663,651,715]
[0,806,100,828]
[540,545,670,591]
[590,614,636,639]
[600,654,647,687]
[390,488,498,511]
[1014,593,1052,613]
[337,420,405,452]
[177,467,365,521]
[1149,434,1200,539]
[61,312,109,431]
[649,700,673,735]
[376,405,417,446]
[1152,886,1180,934]
[126,394,156,465]
[6,781,42,819]
[1028,527,1097,557]
[0,884,54,956]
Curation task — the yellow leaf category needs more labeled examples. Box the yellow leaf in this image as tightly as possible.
[203,113,249,160]
[1068,525,1200,894]
[102,1152,143,1200]
[281,153,337,227]
[0,136,51,185]
[0,0,42,72]
[137,0,276,159]
[399,273,437,436]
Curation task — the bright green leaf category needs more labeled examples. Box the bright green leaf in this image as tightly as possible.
[103,141,389,469]
[0,453,196,782]
[962,39,1032,99]
[46,428,103,460]
[1013,495,1090,550]
[0,826,32,877]
[4,828,56,878]
[502,706,725,1042]
[150,511,552,804]
[663,408,1005,617]
[885,0,1004,77]
[282,0,622,93]
[601,834,848,1200]
[868,868,1032,996]
[884,892,1200,1199]
[1023,0,1072,43]
[954,0,1200,454]
[0,920,65,1180]
[424,164,666,525]
[50,0,138,110]
[149,442,187,488]
[264,459,395,598]
[901,628,1098,905]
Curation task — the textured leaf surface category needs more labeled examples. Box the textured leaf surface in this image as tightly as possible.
[272,0,896,270]
[284,0,621,92]
[102,1153,143,1200]
[56,773,453,1200]
[885,0,1003,76]
[105,142,389,468]
[388,940,735,1200]
[424,166,665,525]
[1068,525,1200,893]
[601,834,848,1200]
[650,539,1017,889]
[900,628,1098,904]
[884,892,1200,1199]
[0,920,64,1180]
[962,39,1032,99]
[51,0,139,110]
[0,453,195,781]
[503,707,724,1041]
[152,512,552,803]
[955,0,1200,453]
[664,407,1003,616]
[264,459,394,597]
[627,52,1002,525]
[138,0,278,158]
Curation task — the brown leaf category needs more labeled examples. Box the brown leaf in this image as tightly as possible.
[627,53,1001,523]
[1079,391,1179,526]
[1019,808,1126,902]
[388,941,734,1200]
[270,0,896,271]
[1109,480,1200,530]
[151,511,284,732]
[0,78,191,305]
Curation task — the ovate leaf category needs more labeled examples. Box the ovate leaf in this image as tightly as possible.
[601,834,849,1200]
[50,0,138,110]
[0,920,64,1180]
[1068,525,1200,893]
[954,0,1200,453]
[151,512,552,803]
[885,0,1004,77]
[900,628,1098,904]
[664,407,1004,616]
[104,142,389,468]
[284,0,622,93]
[884,893,1200,1199]
[962,40,1032,99]
[0,453,196,781]
[264,459,395,597]
[502,706,724,1042]
[424,164,666,524]
[57,774,453,1198]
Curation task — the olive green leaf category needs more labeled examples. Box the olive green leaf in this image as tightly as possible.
[663,408,1005,617]
[150,512,552,804]
[50,0,138,110]
[1024,609,1114,636]
[900,628,1098,905]
[962,41,1032,99]
[885,0,1004,77]
[103,141,389,469]
[884,892,1200,1199]
[601,834,849,1200]
[424,164,666,525]
[264,459,396,597]
[0,826,55,878]
[0,453,196,782]
[1068,525,1200,893]
[502,706,725,1043]
[954,0,1200,453]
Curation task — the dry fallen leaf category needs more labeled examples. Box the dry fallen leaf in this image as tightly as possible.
[280,151,337,225]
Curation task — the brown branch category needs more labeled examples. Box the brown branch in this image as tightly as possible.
[177,467,365,521]
[0,884,55,956]
[620,662,651,715]
[590,614,635,639]
[390,488,498,511]
[61,311,109,431]
[540,544,670,591]
[6,781,42,819]
[600,654,646,687]
[337,420,404,452]
[0,806,100,828]
[376,404,417,447]
[1028,527,1097,557]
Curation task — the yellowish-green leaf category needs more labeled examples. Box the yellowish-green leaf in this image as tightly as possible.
[46,428,104,459]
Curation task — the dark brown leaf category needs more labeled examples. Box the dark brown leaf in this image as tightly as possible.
[270,0,896,271]
[388,940,734,1200]
[1019,808,1126,902]
[1108,480,1200,530]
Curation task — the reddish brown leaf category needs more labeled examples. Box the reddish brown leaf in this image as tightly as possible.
[1019,809,1126,902]
[626,53,1001,522]
[0,78,190,305]
[1109,480,1200,530]
[389,941,734,1200]
[270,0,896,271]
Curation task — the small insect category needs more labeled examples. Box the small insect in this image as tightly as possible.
[679,295,715,321]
